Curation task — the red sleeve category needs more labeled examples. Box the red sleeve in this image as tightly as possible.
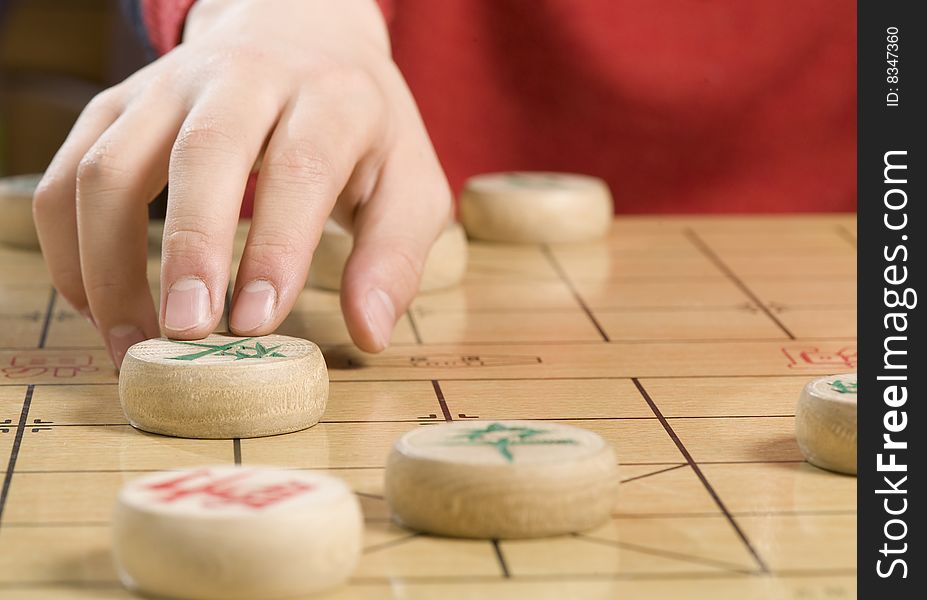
[140,0,197,55]
[141,0,394,55]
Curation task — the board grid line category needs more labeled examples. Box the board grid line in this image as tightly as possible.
[407,306,768,315]
[612,509,857,519]
[492,539,511,578]
[0,569,858,589]
[431,380,453,421]
[684,229,796,340]
[362,532,420,555]
[573,532,756,575]
[0,384,35,525]
[406,310,424,344]
[0,507,854,529]
[0,217,857,594]
[620,463,688,484]
[0,287,56,527]
[0,372,850,387]
[631,377,771,574]
[835,225,857,249]
[233,439,242,464]
[2,461,802,476]
[540,244,610,342]
[15,333,858,353]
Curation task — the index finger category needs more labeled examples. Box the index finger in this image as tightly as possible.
[160,86,281,339]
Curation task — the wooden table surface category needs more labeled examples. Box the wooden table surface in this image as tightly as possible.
[0,214,857,599]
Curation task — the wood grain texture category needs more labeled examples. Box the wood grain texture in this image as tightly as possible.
[460,172,612,243]
[0,214,858,599]
[385,421,620,538]
[119,334,328,439]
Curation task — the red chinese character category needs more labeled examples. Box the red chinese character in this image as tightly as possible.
[2,353,99,379]
[782,346,857,369]
[144,468,316,510]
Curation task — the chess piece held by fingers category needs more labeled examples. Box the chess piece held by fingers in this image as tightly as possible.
[119,333,328,439]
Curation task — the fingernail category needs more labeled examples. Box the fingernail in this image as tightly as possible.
[364,288,396,350]
[165,278,211,331]
[109,325,146,368]
[230,280,276,332]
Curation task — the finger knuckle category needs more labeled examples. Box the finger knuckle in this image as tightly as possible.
[31,175,66,224]
[48,267,86,302]
[84,277,123,298]
[84,88,123,116]
[246,235,305,272]
[312,66,382,121]
[387,239,426,286]
[141,73,185,106]
[263,142,337,190]
[161,225,215,266]
[83,269,149,302]
[322,65,378,97]
[76,144,131,195]
[172,123,241,163]
[209,47,268,78]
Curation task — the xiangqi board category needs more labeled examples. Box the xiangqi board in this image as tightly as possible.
[0,214,856,599]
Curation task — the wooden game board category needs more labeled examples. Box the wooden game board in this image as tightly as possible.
[0,215,857,599]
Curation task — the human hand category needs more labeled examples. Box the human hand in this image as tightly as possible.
[33,0,451,367]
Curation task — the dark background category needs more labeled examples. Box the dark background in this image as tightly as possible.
[0,0,148,177]
[858,1,923,597]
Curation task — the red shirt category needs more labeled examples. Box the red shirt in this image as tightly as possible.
[142,0,856,214]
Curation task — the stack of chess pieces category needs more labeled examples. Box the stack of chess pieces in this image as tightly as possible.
[1,172,857,599]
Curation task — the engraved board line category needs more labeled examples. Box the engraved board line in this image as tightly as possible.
[540,244,610,342]
[683,229,796,340]
[0,288,57,528]
[631,377,771,574]
[0,568,859,589]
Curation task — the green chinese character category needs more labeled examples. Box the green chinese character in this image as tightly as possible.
[443,422,576,463]
[829,380,857,394]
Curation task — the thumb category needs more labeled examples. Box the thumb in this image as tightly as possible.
[340,164,451,352]
[341,228,427,352]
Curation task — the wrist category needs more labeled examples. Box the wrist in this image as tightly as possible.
[184,0,390,51]
[183,0,244,41]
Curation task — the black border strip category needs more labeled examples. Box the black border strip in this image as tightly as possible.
[859,1,923,595]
